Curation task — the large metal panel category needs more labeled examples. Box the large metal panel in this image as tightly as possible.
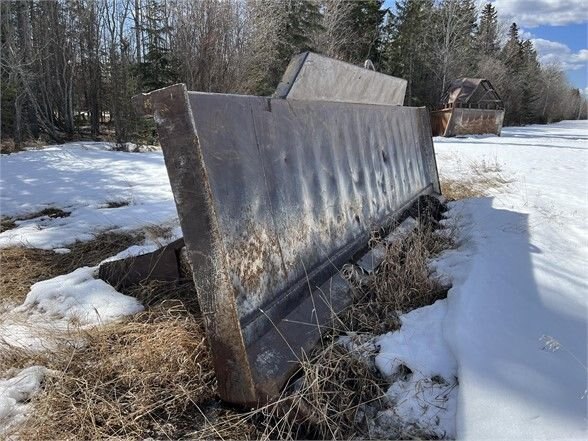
[275,52,407,106]
[444,108,505,137]
[133,80,439,405]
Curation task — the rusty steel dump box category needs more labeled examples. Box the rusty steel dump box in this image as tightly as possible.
[133,53,440,406]
[431,78,505,137]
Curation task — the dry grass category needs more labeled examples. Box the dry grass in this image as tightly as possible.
[0,217,16,233]
[441,158,513,201]
[0,138,24,154]
[104,199,130,208]
[123,279,200,314]
[190,337,387,440]
[341,221,453,335]
[9,304,215,440]
[0,231,142,303]
[3,199,456,440]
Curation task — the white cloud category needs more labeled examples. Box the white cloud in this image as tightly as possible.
[530,37,588,71]
[492,0,588,28]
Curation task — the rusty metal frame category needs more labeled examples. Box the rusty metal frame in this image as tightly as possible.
[133,82,441,406]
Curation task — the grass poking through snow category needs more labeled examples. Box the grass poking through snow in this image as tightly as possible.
[9,304,216,440]
[440,158,513,201]
[0,231,143,303]
[3,201,457,440]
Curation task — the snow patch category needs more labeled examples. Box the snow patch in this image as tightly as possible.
[15,267,143,326]
[435,120,588,440]
[0,142,176,249]
[0,366,47,437]
[375,300,458,438]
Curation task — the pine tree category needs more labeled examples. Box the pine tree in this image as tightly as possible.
[138,0,177,91]
[519,39,541,124]
[476,3,499,56]
[502,22,523,71]
[338,0,386,64]
[244,0,322,95]
[381,0,435,106]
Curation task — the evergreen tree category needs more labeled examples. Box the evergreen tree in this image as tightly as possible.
[339,0,386,64]
[476,3,499,56]
[381,0,435,106]
[502,22,523,71]
[519,39,542,124]
[138,0,177,91]
[245,0,322,95]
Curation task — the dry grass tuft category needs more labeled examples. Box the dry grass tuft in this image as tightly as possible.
[123,279,200,314]
[0,231,142,303]
[0,217,17,233]
[190,337,387,440]
[441,178,485,200]
[343,220,454,334]
[1,207,70,234]
[441,158,513,201]
[0,138,24,154]
[14,304,216,440]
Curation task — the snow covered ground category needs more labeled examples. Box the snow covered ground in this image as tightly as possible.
[433,120,588,439]
[0,142,176,249]
[1,122,586,438]
[0,142,178,435]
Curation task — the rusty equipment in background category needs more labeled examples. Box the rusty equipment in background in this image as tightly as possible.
[130,53,441,406]
[431,78,504,137]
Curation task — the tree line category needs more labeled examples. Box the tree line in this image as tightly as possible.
[1,0,585,146]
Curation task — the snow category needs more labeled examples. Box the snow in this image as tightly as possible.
[0,141,176,249]
[1,122,587,438]
[376,300,457,381]
[0,366,47,437]
[375,300,458,438]
[0,238,181,352]
[16,267,143,325]
[433,120,588,440]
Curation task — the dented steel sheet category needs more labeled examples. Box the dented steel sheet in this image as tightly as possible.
[275,52,407,106]
[188,93,436,326]
[134,83,440,405]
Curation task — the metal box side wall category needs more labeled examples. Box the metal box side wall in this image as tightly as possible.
[431,109,452,137]
[187,93,437,329]
[133,85,258,405]
[275,52,407,105]
[138,85,439,404]
[446,108,505,136]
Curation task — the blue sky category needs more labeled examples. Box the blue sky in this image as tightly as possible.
[384,0,588,93]
[495,0,588,94]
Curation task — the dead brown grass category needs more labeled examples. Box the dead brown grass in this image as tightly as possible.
[341,222,453,335]
[441,159,513,201]
[441,178,486,200]
[1,207,70,234]
[10,304,216,440]
[0,217,17,233]
[3,202,455,440]
[0,138,24,154]
[0,231,143,303]
[190,337,387,440]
